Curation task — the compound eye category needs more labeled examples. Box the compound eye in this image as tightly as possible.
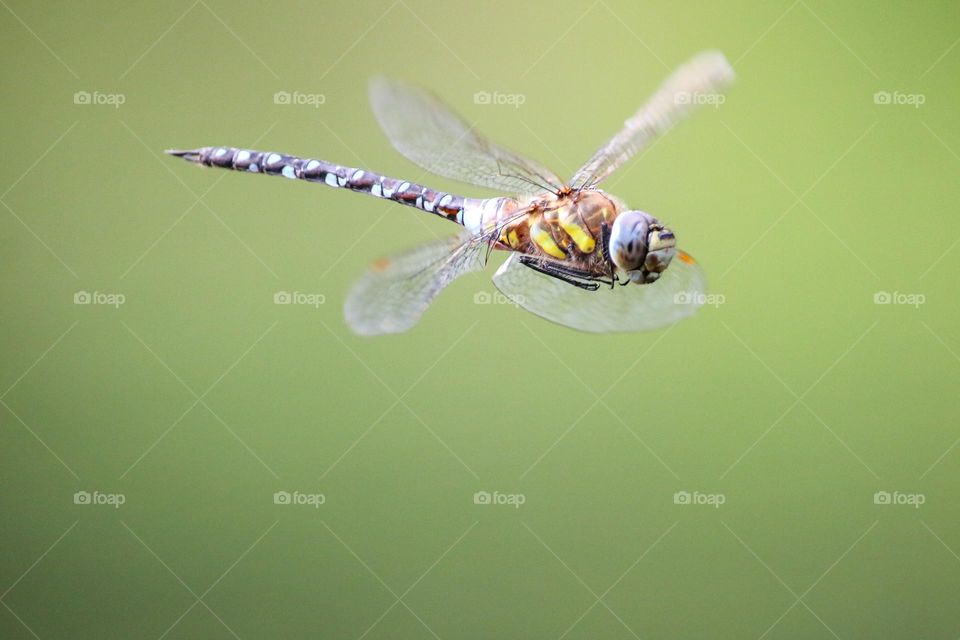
[609,211,653,271]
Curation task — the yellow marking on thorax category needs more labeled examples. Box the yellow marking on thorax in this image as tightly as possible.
[503,228,520,248]
[558,209,595,254]
[530,220,566,258]
[559,193,617,255]
[498,220,524,249]
[498,192,618,259]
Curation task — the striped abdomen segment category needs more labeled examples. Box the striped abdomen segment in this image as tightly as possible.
[168,146,467,224]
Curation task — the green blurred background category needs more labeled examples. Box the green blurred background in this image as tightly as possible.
[3,0,960,638]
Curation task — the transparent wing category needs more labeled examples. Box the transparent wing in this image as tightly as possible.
[570,51,735,190]
[370,77,565,195]
[344,233,487,336]
[492,251,707,333]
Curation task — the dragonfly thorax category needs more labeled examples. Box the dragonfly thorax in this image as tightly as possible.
[610,210,677,284]
[495,189,616,258]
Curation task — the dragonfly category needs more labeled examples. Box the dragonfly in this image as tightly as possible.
[168,51,734,335]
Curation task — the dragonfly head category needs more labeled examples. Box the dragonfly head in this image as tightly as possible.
[609,210,677,284]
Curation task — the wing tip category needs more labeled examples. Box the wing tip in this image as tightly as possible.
[343,304,415,337]
[691,50,736,85]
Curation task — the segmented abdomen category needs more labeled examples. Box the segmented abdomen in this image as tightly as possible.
[184,146,467,223]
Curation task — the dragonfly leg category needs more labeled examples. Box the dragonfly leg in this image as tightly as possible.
[600,222,612,265]
[550,262,617,288]
[599,222,619,289]
[518,256,602,291]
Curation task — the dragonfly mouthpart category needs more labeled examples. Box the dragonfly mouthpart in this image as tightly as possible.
[637,242,677,284]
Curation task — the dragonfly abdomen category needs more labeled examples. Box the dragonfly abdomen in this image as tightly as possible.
[167,146,467,224]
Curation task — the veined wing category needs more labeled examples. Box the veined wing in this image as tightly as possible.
[491,251,707,333]
[344,232,487,336]
[370,77,565,196]
[569,51,735,190]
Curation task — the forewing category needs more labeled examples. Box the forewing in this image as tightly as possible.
[491,251,707,333]
[570,51,735,190]
[344,233,486,336]
[370,77,565,195]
